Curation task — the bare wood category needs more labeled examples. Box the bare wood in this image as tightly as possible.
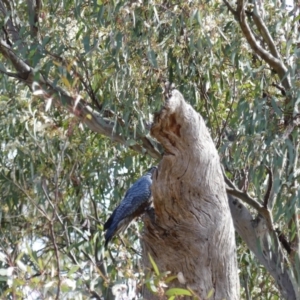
[229,195,299,300]
[252,3,281,60]
[143,89,239,299]
[233,0,291,91]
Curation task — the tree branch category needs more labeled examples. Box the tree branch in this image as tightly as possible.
[1,1,160,164]
[272,82,286,96]
[27,0,42,38]
[0,39,32,78]
[251,3,281,60]
[40,78,161,159]
[49,219,61,300]
[263,166,273,208]
[223,0,237,17]
[231,0,291,91]
[276,229,292,255]
[223,167,262,211]
[0,67,26,79]
[0,38,162,160]
[77,57,103,111]
[43,48,103,111]
[0,1,25,47]
[224,167,275,231]
[229,195,298,300]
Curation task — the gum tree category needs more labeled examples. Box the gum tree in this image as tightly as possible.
[0,0,299,299]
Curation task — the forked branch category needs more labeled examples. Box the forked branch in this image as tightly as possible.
[224,0,291,91]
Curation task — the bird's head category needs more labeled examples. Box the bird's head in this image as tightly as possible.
[147,166,158,178]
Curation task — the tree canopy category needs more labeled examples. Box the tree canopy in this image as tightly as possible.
[0,0,300,299]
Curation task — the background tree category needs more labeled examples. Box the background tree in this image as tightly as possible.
[0,0,299,299]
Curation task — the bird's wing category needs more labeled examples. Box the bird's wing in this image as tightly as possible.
[104,173,153,247]
[112,180,151,221]
[104,176,151,227]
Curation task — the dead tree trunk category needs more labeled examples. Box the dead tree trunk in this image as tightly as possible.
[142,87,240,299]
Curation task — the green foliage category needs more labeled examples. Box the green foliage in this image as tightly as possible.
[0,0,300,298]
[146,254,195,299]
[165,288,192,298]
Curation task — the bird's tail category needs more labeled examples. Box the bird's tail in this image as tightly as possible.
[104,228,114,248]
[104,219,129,248]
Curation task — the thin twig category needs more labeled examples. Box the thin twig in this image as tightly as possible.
[49,220,61,300]
[216,68,236,148]
[2,173,49,219]
[200,79,221,139]
[0,1,23,44]
[263,166,273,208]
[78,57,103,111]
[276,229,292,254]
[2,25,12,46]
[81,249,108,281]
[223,0,237,17]
[27,0,42,38]
[89,291,102,300]
[41,177,64,225]
[272,83,286,96]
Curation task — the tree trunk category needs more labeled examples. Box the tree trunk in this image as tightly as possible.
[142,88,240,299]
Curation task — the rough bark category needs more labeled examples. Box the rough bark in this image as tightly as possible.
[142,88,240,299]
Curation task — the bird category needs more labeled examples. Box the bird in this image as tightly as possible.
[104,166,157,247]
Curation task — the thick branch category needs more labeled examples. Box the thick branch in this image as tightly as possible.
[0,5,162,160]
[234,0,291,91]
[229,195,298,300]
[0,39,161,160]
[223,167,262,211]
[224,169,275,231]
[40,79,162,159]
[252,4,281,60]
[0,39,32,78]
[226,186,262,211]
